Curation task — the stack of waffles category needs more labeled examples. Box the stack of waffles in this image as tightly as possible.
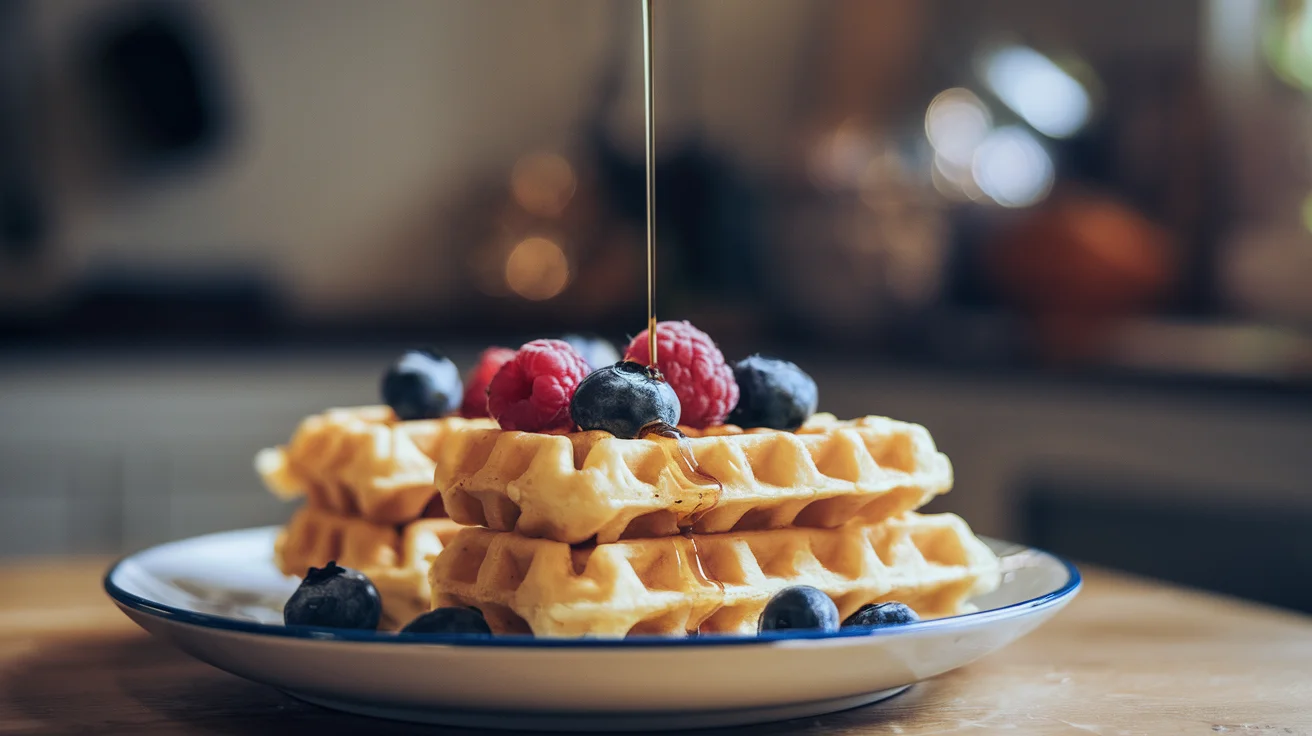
[426,413,1002,637]
[255,405,495,628]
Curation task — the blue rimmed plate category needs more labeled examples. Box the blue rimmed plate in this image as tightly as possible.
[105,526,1079,731]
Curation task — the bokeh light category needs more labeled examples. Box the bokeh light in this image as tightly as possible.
[931,155,986,202]
[858,146,913,211]
[972,126,1054,208]
[925,88,993,168]
[982,46,1091,139]
[504,236,570,300]
[510,152,577,217]
[807,119,875,190]
[1263,0,1312,90]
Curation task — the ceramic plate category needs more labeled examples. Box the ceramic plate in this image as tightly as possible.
[105,526,1079,731]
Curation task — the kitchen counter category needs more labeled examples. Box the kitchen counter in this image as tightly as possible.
[2,559,1310,734]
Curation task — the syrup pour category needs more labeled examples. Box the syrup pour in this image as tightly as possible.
[642,0,658,369]
[680,540,721,636]
[638,4,719,635]
[638,421,723,526]
[639,420,726,633]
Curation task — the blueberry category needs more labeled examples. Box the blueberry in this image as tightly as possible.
[842,602,920,628]
[727,355,818,431]
[560,333,621,372]
[381,349,462,420]
[570,361,680,439]
[758,585,840,634]
[401,607,493,635]
[283,561,381,630]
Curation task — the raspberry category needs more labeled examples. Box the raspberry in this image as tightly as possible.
[487,339,591,432]
[623,321,739,428]
[459,347,516,418]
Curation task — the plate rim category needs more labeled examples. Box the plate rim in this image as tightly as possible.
[104,525,1081,649]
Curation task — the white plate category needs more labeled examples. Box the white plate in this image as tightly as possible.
[105,526,1079,731]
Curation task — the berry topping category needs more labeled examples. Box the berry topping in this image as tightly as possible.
[460,347,516,418]
[842,601,920,628]
[560,333,621,372]
[571,361,681,439]
[487,339,591,432]
[283,561,382,630]
[623,321,739,428]
[401,607,493,635]
[726,355,818,431]
[758,585,840,634]
[382,350,462,421]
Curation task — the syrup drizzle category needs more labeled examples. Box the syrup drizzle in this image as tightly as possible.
[638,3,720,636]
[638,421,724,526]
[639,420,726,634]
[642,0,658,369]
[677,532,723,635]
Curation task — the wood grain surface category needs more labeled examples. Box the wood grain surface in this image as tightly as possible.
[1,558,1311,735]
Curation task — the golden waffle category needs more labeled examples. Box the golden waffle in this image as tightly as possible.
[429,512,999,637]
[275,504,466,629]
[256,406,496,524]
[433,413,953,544]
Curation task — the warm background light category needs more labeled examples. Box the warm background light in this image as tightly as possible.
[504,236,570,301]
[510,153,577,218]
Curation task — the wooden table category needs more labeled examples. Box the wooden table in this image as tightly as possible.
[2,559,1310,735]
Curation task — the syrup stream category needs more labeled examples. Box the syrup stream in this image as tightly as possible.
[638,422,724,527]
[642,0,658,368]
[639,421,726,634]
[639,4,720,634]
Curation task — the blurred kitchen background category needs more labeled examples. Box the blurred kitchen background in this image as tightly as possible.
[3,0,1312,612]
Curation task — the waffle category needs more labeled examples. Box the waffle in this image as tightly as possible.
[255,406,496,525]
[432,413,953,544]
[275,504,467,629]
[429,512,998,637]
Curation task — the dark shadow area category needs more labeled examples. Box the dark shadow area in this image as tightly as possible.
[0,631,963,735]
[1023,479,1312,614]
[1,633,449,735]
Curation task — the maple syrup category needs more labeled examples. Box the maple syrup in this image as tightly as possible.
[674,525,724,634]
[638,421,723,524]
[642,0,658,368]
[639,420,725,634]
[639,3,723,635]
